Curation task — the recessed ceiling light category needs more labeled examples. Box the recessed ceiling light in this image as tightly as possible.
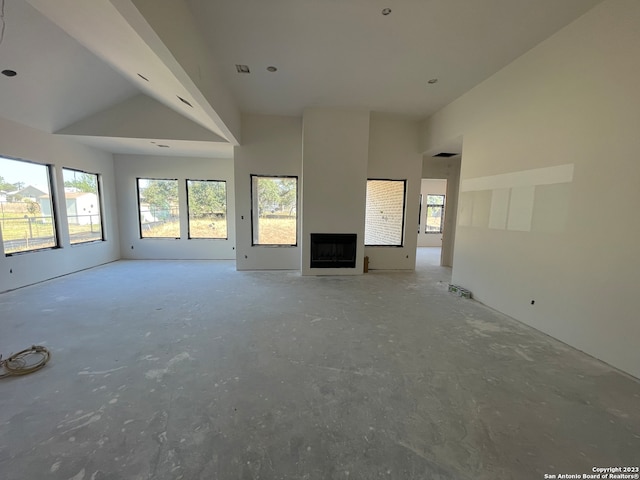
[428,78,438,84]
[266,66,278,72]
[137,73,149,82]
[2,69,17,77]
[381,8,392,15]
[236,64,250,74]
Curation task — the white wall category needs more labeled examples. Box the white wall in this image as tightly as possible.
[114,154,235,260]
[302,108,370,276]
[366,113,422,270]
[417,179,447,248]
[234,114,302,270]
[0,118,120,292]
[420,0,640,378]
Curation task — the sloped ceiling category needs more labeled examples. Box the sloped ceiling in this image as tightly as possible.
[0,0,137,134]
[0,0,602,157]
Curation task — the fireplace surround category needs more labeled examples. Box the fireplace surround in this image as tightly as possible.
[310,233,357,268]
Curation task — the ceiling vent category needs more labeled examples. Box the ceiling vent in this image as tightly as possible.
[177,96,193,108]
[235,64,250,74]
[433,152,458,158]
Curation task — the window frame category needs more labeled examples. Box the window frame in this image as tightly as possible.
[62,167,105,245]
[136,177,181,239]
[250,174,298,247]
[418,193,423,234]
[186,178,228,240]
[1,155,60,256]
[425,194,445,234]
[364,178,407,247]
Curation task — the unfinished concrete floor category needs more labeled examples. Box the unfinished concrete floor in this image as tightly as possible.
[1,248,638,480]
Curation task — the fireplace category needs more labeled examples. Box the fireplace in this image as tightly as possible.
[310,233,357,268]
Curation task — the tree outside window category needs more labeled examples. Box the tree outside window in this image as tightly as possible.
[251,175,297,245]
[0,156,58,254]
[187,180,227,239]
[425,194,445,234]
[63,168,103,244]
[137,178,180,238]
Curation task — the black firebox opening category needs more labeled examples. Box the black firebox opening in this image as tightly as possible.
[310,233,357,268]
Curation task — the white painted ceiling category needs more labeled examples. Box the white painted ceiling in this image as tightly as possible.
[187,0,602,118]
[0,0,138,133]
[0,0,602,156]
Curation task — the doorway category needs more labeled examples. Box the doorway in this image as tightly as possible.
[417,179,447,252]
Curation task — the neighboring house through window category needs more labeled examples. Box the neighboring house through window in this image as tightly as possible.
[137,178,180,238]
[0,156,59,254]
[62,168,104,244]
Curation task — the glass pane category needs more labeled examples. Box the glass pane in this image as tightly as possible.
[426,206,443,233]
[137,179,180,238]
[427,194,445,205]
[365,179,406,246]
[187,180,227,239]
[63,168,103,244]
[251,176,297,245]
[0,156,58,254]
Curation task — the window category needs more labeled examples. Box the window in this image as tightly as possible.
[251,175,297,246]
[425,194,445,233]
[186,179,227,239]
[365,179,406,246]
[0,156,58,254]
[62,168,103,244]
[137,178,180,238]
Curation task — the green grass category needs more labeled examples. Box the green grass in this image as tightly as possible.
[1,201,104,252]
[141,216,297,244]
[141,217,228,239]
[2,202,297,251]
[255,217,296,244]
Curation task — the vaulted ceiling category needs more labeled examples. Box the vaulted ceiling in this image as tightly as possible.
[0,0,602,157]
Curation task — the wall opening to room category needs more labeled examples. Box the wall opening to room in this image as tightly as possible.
[417,178,447,251]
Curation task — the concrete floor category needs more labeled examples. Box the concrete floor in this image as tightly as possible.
[0,248,638,480]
